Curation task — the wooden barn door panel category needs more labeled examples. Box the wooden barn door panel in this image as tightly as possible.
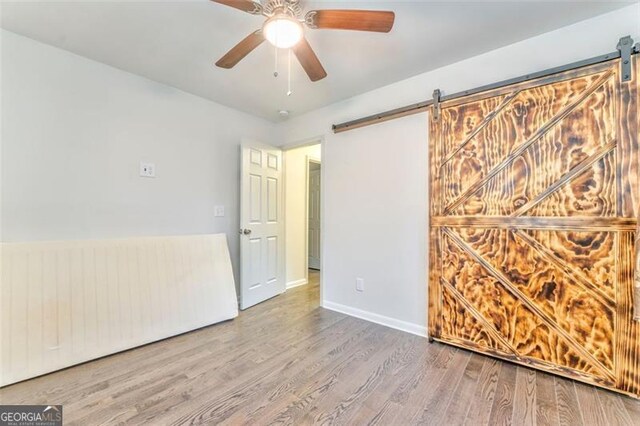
[428,57,640,397]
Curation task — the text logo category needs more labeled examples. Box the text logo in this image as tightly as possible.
[0,405,62,426]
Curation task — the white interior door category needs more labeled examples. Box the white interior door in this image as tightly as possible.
[240,141,285,310]
[308,162,321,270]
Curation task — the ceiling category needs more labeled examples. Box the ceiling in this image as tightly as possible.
[1,1,635,121]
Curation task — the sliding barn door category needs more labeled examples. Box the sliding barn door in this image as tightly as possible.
[428,57,640,397]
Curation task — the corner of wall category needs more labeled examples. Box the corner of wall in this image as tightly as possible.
[322,299,427,338]
[286,278,308,289]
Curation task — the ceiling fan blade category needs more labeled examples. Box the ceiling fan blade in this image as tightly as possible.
[305,10,395,33]
[292,37,327,82]
[211,0,262,15]
[215,30,265,69]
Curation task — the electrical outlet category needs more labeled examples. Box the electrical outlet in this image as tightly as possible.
[356,278,364,292]
[214,205,225,217]
[139,162,156,178]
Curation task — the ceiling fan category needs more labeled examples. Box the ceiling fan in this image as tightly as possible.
[212,0,395,82]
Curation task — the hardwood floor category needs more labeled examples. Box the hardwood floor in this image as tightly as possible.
[1,271,638,425]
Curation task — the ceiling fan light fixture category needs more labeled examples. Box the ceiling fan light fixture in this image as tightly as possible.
[263,15,303,49]
[212,1,396,82]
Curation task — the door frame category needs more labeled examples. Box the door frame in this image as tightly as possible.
[282,136,325,306]
[305,155,322,275]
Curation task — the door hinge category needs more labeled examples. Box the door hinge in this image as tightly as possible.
[432,89,442,121]
[617,36,634,83]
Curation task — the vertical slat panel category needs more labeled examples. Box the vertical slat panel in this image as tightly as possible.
[94,246,109,353]
[632,55,640,321]
[145,241,159,333]
[117,244,132,344]
[127,244,142,340]
[191,238,204,325]
[184,239,197,326]
[155,241,170,333]
[27,251,44,375]
[57,248,72,369]
[216,235,237,311]
[165,241,181,331]
[185,239,197,326]
[200,238,212,323]
[0,234,238,386]
[1,250,13,383]
[636,224,640,321]
[201,237,215,323]
[137,244,152,335]
[11,248,28,379]
[69,246,84,357]
[615,231,640,395]
[428,111,443,340]
[616,56,639,218]
[42,250,59,367]
[105,245,121,345]
[82,247,98,357]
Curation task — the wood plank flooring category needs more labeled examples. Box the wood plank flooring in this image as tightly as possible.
[1,270,638,425]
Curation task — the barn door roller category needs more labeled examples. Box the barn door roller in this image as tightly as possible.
[432,89,441,121]
[617,36,635,82]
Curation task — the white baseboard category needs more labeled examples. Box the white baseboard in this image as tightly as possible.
[322,300,427,338]
[286,278,308,289]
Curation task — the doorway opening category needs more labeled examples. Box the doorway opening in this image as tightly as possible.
[284,143,322,304]
[238,139,322,311]
[307,159,321,271]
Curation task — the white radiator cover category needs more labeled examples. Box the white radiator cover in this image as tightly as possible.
[0,234,238,386]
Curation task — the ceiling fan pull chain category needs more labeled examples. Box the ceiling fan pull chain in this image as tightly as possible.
[274,45,279,77]
[287,48,292,96]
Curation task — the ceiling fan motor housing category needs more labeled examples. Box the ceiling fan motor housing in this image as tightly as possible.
[262,0,303,19]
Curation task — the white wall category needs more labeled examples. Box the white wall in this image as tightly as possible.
[284,144,321,288]
[1,30,277,284]
[277,5,640,336]
[2,5,638,338]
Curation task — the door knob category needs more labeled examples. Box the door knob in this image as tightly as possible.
[243,229,252,235]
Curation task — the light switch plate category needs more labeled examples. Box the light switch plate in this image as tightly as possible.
[214,206,225,217]
[356,278,364,292]
[139,162,156,178]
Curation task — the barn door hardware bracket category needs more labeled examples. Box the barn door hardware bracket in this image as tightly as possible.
[334,35,640,133]
[432,89,442,121]
[617,36,634,82]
